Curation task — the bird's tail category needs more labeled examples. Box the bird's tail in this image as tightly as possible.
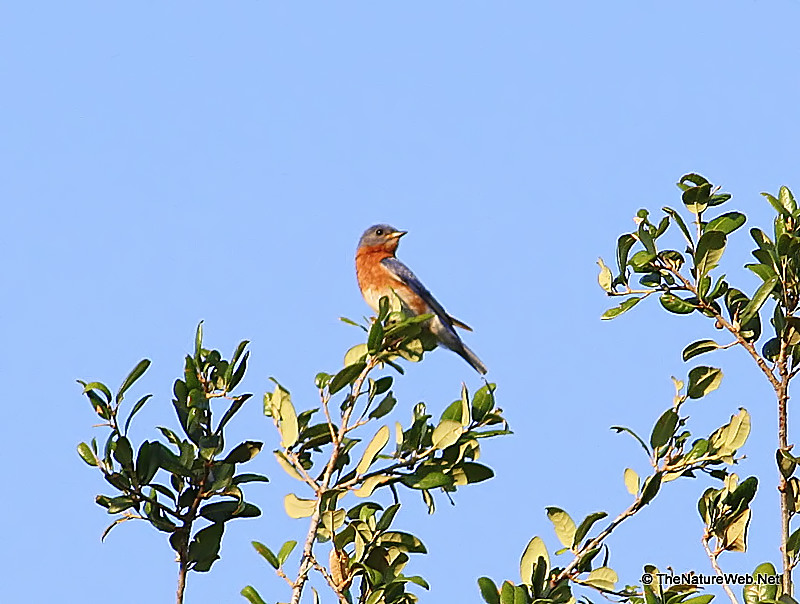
[457,342,488,375]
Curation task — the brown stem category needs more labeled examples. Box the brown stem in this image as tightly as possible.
[778,337,792,595]
[666,263,792,593]
[290,359,378,604]
[556,494,643,583]
[702,532,738,604]
[176,545,188,604]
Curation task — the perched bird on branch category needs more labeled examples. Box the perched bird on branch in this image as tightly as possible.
[355,224,487,375]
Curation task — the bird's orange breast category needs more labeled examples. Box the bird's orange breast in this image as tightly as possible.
[356,246,402,311]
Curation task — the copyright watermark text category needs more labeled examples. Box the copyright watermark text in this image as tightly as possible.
[641,572,780,586]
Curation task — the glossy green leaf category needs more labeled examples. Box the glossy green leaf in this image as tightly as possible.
[687,366,723,399]
[114,436,134,467]
[188,522,224,572]
[277,540,297,566]
[224,441,263,464]
[284,493,317,519]
[519,536,548,584]
[369,392,397,420]
[659,293,695,314]
[252,541,279,568]
[573,512,607,547]
[117,359,151,403]
[743,562,778,604]
[585,567,618,591]
[616,234,636,275]
[597,258,613,293]
[329,362,366,395]
[356,425,390,475]
[478,577,501,604]
[77,442,97,466]
[694,231,726,280]
[378,531,427,553]
[240,586,267,604]
[432,419,462,450]
[546,507,576,548]
[624,468,639,495]
[682,339,721,361]
[400,466,454,490]
[641,472,662,506]
[601,296,643,320]
[739,276,778,325]
[650,409,678,449]
[762,192,792,217]
[706,211,745,235]
[662,206,693,245]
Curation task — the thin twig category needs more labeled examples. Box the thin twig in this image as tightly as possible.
[702,532,738,604]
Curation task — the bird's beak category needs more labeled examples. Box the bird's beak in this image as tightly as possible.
[391,231,408,239]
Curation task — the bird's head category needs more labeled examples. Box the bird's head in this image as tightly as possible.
[357,224,407,253]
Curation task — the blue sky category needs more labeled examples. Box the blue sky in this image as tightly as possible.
[4,2,800,602]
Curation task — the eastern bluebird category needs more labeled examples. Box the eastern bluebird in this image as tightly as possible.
[355,224,487,375]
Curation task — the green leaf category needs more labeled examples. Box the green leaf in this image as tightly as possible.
[375,503,401,533]
[743,562,777,604]
[585,567,618,591]
[662,206,693,246]
[81,381,112,403]
[200,501,260,523]
[624,468,639,495]
[356,425,390,475]
[601,296,643,320]
[519,536,548,584]
[472,384,495,422]
[377,531,427,553]
[682,180,711,214]
[400,467,454,490]
[329,362,366,395]
[188,522,224,572]
[545,507,576,548]
[114,436,134,467]
[573,512,607,547]
[367,320,384,353]
[252,541,279,569]
[194,321,204,361]
[233,473,270,485]
[123,394,153,435]
[706,212,746,235]
[762,192,792,217]
[650,409,679,449]
[106,495,137,514]
[616,234,637,275]
[77,442,97,466]
[240,586,267,604]
[459,462,494,484]
[597,258,613,293]
[641,473,662,505]
[659,293,695,314]
[478,577,501,604]
[369,392,397,420]
[610,426,651,455]
[284,493,317,519]
[694,231,726,280]
[739,276,778,325]
[117,359,151,403]
[277,540,297,566]
[687,366,723,399]
[224,441,263,464]
[682,339,721,362]
[432,419,462,450]
[275,386,298,448]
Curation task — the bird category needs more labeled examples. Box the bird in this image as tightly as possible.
[355,223,487,374]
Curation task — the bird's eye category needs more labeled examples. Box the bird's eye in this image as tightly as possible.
[375,228,384,236]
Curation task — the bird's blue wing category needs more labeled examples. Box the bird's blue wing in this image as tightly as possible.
[380,257,452,323]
